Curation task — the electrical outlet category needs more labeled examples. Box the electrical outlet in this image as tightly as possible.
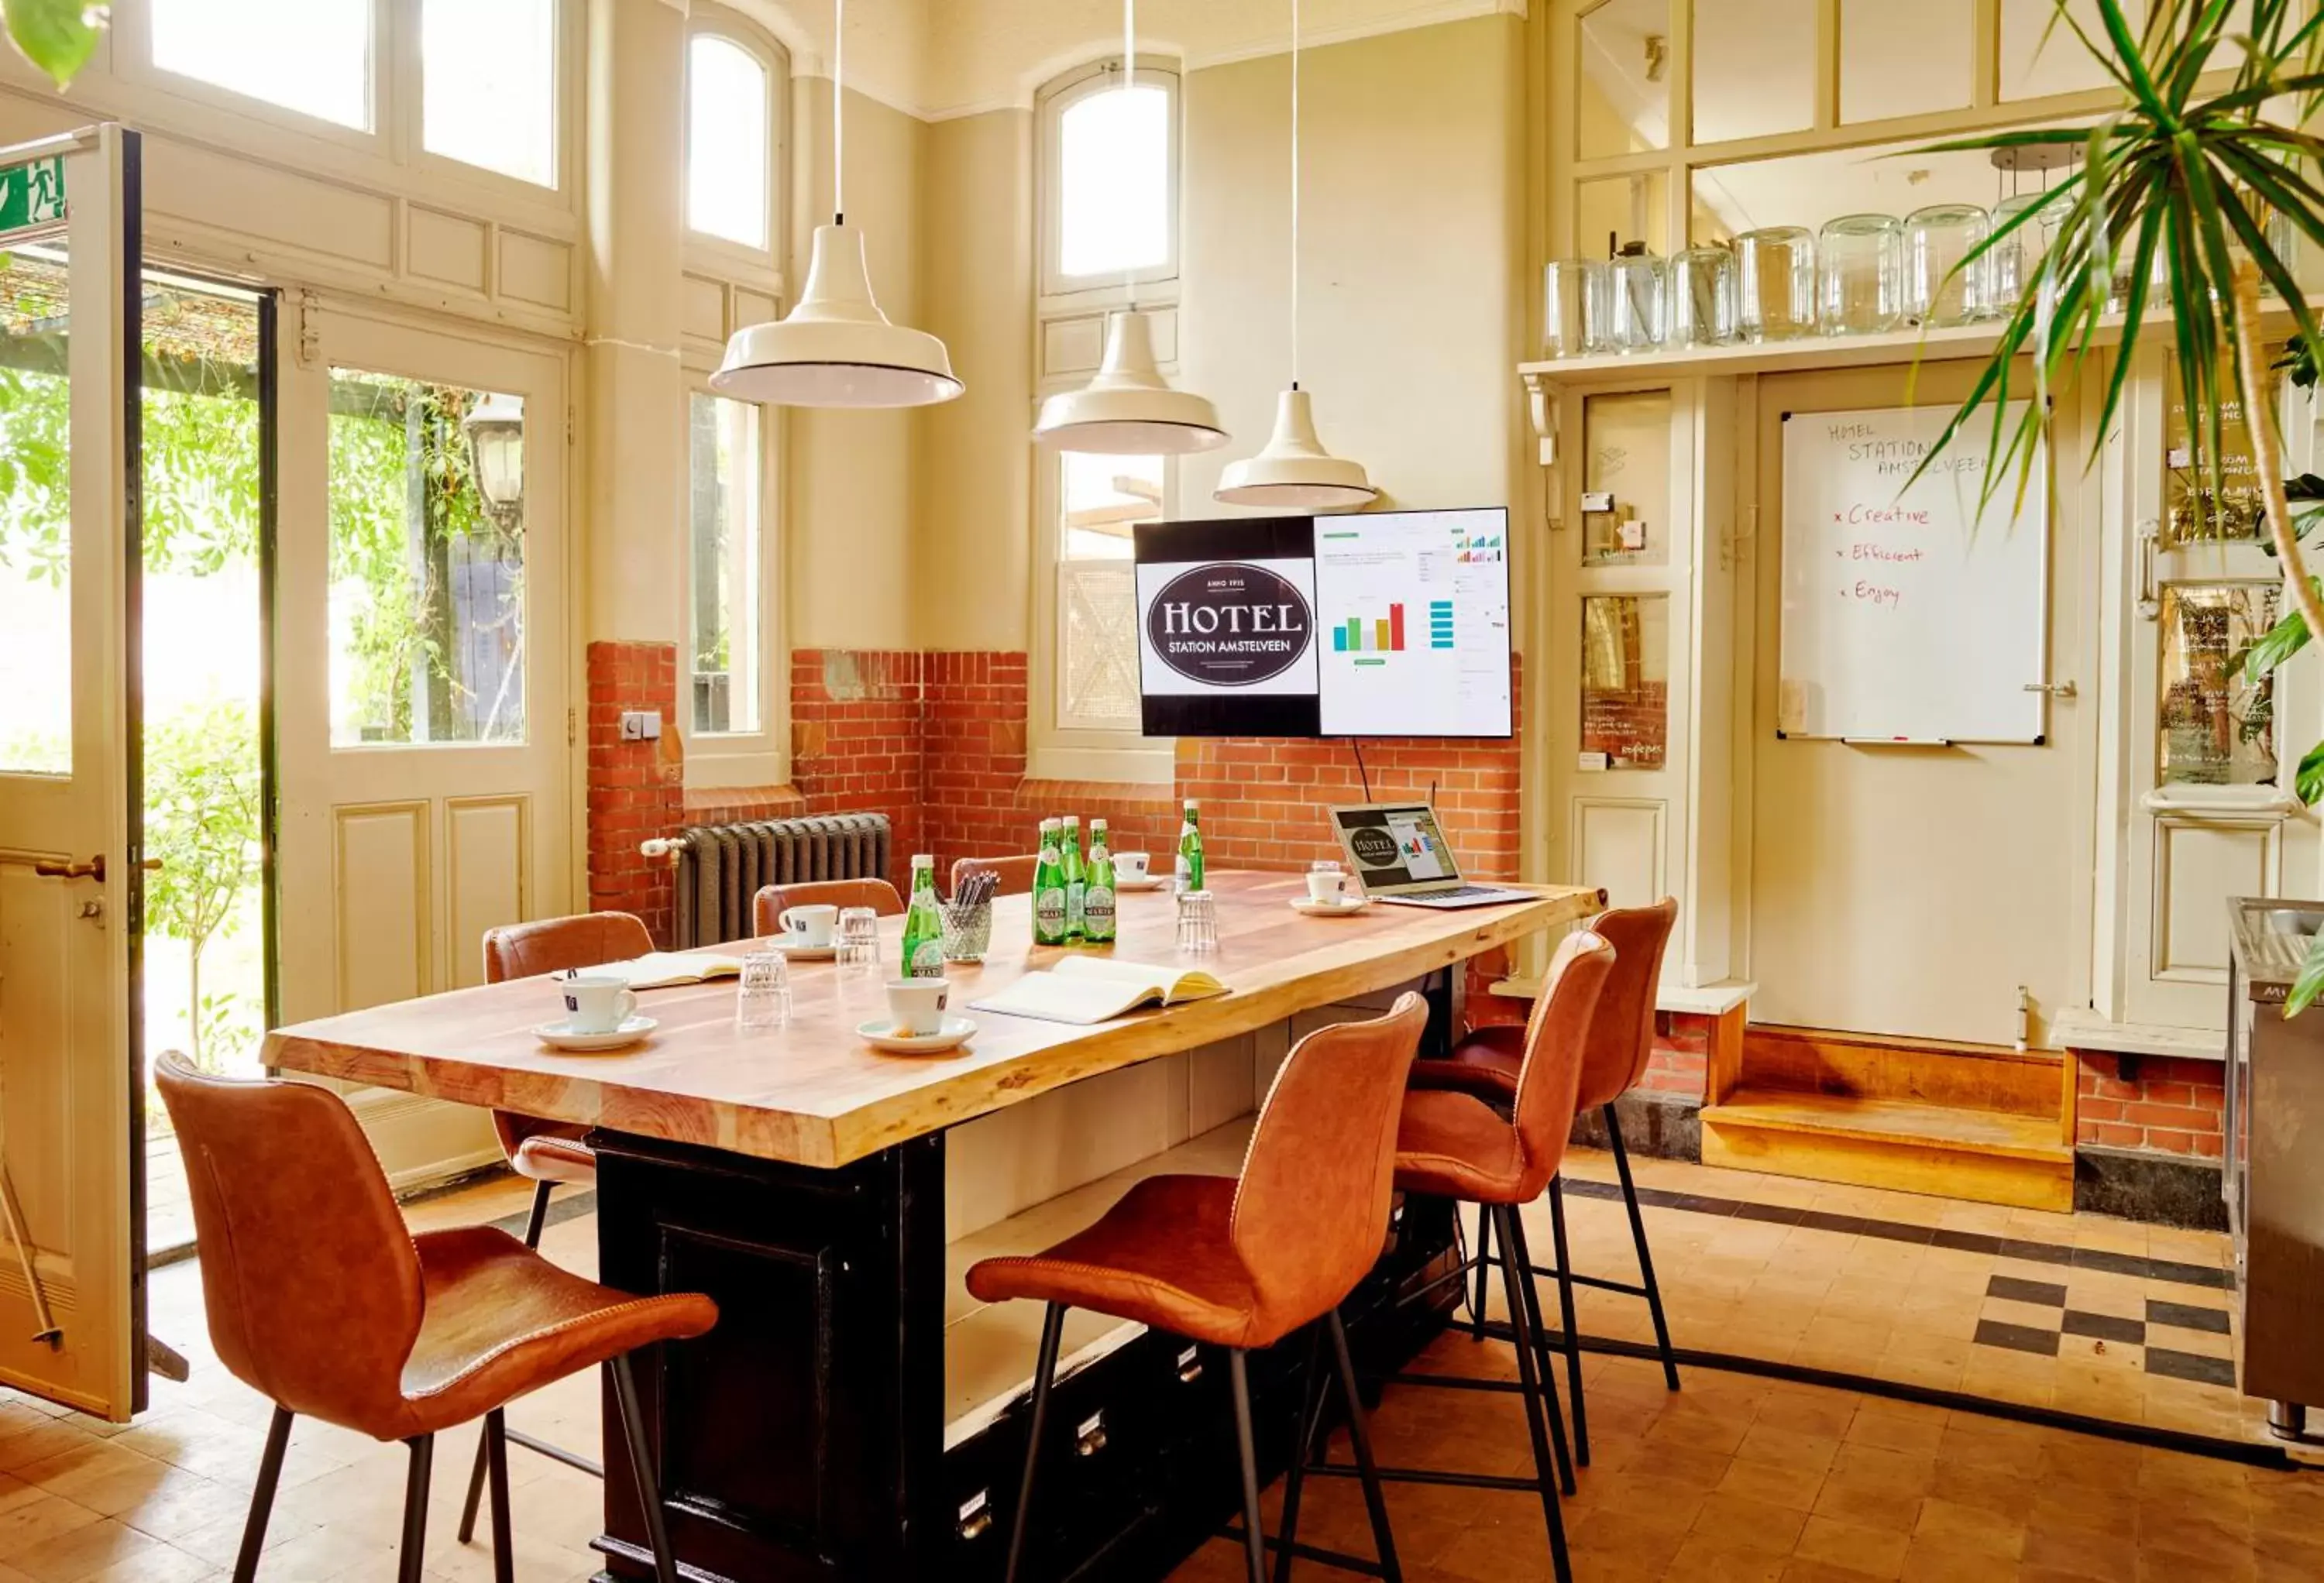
[619,710,662,742]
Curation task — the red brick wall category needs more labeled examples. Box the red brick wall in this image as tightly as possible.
[2074,1052,2225,1159]
[584,640,683,943]
[789,648,925,888]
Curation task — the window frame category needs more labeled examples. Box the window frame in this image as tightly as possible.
[411,0,572,196]
[120,0,391,152]
[1037,55,1184,307]
[679,366,788,791]
[683,5,785,267]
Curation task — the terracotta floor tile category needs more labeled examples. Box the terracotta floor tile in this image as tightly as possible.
[1911,1495,2027,1560]
[1792,1513,1912,1579]
[1714,1456,1827,1514]
[1692,1491,1811,1551]
[1666,1530,1792,1582]
[1734,1425,1842,1479]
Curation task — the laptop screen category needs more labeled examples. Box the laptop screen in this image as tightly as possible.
[1331,804,1465,894]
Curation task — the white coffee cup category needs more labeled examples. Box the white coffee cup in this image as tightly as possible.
[885,977,951,1038]
[1306,867,1353,905]
[1116,851,1151,881]
[560,975,638,1035]
[780,904,839,947]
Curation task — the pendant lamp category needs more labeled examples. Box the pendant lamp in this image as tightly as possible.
[712,0,961,408]
[1215,0,1377,510]
[1033,0,1227,455]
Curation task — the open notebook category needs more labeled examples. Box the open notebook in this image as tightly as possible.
[971,956,1226,1026]
[592,952,748,991]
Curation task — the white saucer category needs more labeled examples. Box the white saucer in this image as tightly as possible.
[769,936,838,960]
[534,1015,658,1052]
[858,1015,976,1054]
[1290,896,1369,918]
[1114,875,1168,891]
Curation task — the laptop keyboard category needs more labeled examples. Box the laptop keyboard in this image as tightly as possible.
[1404,884,1511,900]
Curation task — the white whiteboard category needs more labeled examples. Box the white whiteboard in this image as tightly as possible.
[1779,403,2048,743]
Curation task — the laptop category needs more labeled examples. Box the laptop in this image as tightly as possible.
[1328,802,1535,910]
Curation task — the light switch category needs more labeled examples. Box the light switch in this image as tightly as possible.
[619,710,662,741]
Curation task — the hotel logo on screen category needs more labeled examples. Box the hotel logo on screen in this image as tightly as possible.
[1145,562,1313,688]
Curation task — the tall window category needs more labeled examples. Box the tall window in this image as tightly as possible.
[422,0,559,187]
[1041,62,1180,296]
[1054,455,1161,733]
[689,393,765,737]
[150,0,373,131]
[688,34,772,250]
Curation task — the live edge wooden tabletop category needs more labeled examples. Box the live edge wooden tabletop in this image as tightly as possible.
[263,871,1604,1170]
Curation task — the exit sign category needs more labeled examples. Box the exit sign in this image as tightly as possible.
[0,156,66,236]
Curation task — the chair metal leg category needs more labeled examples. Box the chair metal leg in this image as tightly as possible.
[1491,1207,1573,1583]
[610,1353,681,1583]
[1326,1308,1402,1583]
[1606,1107,1680,1391]
[1468,1202,1493,1342]
[1002,1303,1066,1583]
[397,1435,435,1583]
[456,1420,492,1544]
[521,1178,554,1249]
[1503,1207,1577,1494]
[232,1406,293,1583]
[1229,1350,1269,1583]
[1270,1326,1329,1583]
[1545,1180,1590,1468]
[485,1410,514,1583]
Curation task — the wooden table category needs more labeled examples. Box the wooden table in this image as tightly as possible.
[266,872,1601,1583]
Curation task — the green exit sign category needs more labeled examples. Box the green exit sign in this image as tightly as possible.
[0,156,66,236]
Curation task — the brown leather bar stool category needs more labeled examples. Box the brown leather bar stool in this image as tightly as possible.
[157,1056,717,1583]
[453,910,656,1538]
[751,875,906,936]
[951,852,1040,898]
[1413,898,1680,1465]
[1311,933,1616,1583]
[969,994,1428,1583]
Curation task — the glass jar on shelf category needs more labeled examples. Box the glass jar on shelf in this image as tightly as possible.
[1542,258,1608,359]
[1735,225,1816,342]
[1986,193,2054,311]
[1904,202,1992,327]
[1607,242,1667,355]
[1818,212,1904,335]
[1669,244,1738,349]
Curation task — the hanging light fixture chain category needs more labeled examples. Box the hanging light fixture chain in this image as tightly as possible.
[1291,0,1301,390]
[833,0,846,225]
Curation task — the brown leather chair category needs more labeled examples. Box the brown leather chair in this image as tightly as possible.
[157,1055,714,1583]
[1341,932,1618,1583]
[950,853,1039,898]
[1415,899,1680,1463]
[462,911,653,1539]
[751,876,906,938]
[968,994,1428,1583]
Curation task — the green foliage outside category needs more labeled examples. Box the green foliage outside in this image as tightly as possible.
[144,699,260,1071]
[2,0,105,89]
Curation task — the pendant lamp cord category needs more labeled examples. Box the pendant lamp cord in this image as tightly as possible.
[1123,0,1138,312]
[833,0,847,225]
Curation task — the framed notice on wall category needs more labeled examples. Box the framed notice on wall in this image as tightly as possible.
[1778,403,2050,744]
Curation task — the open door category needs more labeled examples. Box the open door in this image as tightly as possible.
[0,125,146,1419]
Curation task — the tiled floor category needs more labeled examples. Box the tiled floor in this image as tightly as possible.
[5,1156,2315,1581]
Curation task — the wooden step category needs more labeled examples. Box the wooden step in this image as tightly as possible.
[1700,1087,2075,1212]
[1740,1024,2066,1118]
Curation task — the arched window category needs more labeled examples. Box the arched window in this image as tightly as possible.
[687,32,773,251]
[1040,58,1181,297]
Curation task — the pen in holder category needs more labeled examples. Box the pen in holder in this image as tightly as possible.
[942,869,999,963]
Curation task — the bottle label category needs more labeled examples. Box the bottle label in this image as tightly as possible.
[1085,885,1116,937]
[1035,886,1069,939]
[909,939,945,976]
[1067,881,1086,922]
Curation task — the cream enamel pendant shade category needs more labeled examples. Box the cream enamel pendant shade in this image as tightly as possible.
[1215,0,1377,510]
[1032,0,1226,455]
[711,0,961,409]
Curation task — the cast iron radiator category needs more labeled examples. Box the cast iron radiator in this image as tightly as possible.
[663,813,891,947]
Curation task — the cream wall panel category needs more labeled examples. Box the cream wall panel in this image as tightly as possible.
[446,798,531,991]
[2153,819,2277,983]
[1574,798,1666,910]
[731,285,780,331]
[334,802,431,1015]
[144,139,394,271]
[0,864,75,1250]
[682,273,731,346]
[944,1061,1177,1239]
[407,208,490,295]
[497,231,576,314]
[1042,314,1106,379]
[1188,1034,1258,1137]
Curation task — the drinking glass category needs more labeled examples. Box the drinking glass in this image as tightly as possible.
[1987,193,2044,311]
[734,951,790,1032]
[1607,246,1667,355]
[1735,225,1816,342]
[836,907,882,975]
[1175,891,1219,954]
[1903,203,1992,328]
[1542,259,1607,359]
[1818,213,1904,335]
[1669,245,1738,349]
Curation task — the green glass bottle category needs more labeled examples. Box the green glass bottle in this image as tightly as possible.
[1032,819,1070,946]
[1084,819,1117,945]
[1174,798,1205,894]
[900,854,945,978]
[1061,814,1087,944]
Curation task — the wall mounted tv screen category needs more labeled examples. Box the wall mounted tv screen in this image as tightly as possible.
[1133,507,1512,740]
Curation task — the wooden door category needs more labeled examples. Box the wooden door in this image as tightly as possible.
[1748,362,2089,1047]
[0,126,146,1418]
[273,306,572,1180]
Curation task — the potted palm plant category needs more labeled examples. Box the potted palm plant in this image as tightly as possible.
[1923,0,2324,1005]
